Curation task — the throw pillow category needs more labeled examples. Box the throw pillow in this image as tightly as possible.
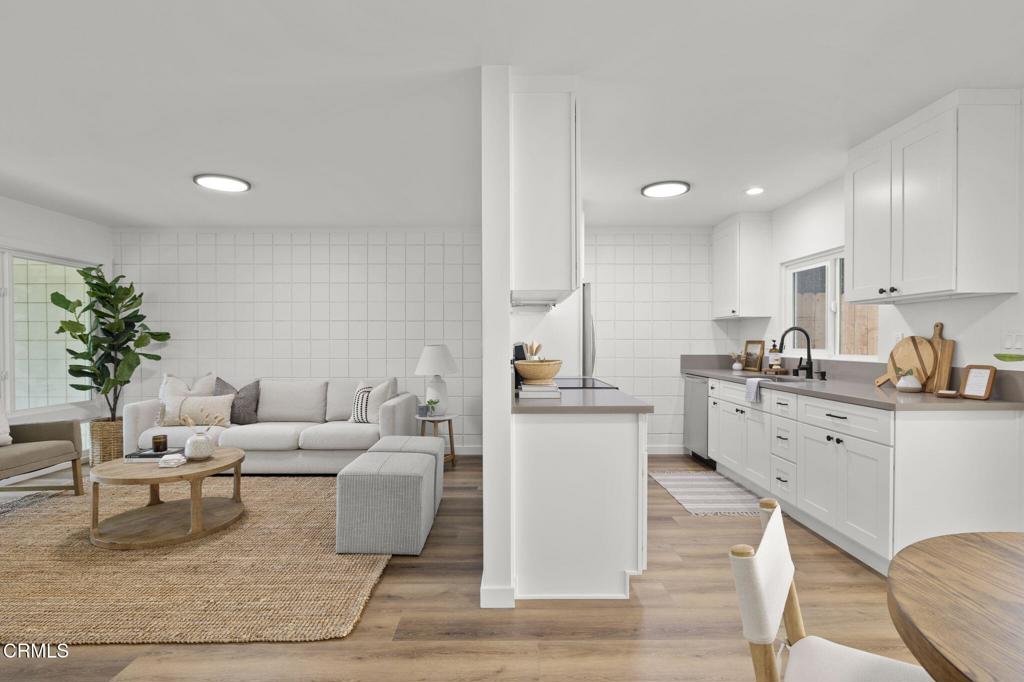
[214,378,260,425]
[350,385,373,424]
[0,397,12,447]
[349,378,397,424]
[157,372,217,425]
[160,394,235,427]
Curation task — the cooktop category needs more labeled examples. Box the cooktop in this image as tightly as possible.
[553,377,618,389]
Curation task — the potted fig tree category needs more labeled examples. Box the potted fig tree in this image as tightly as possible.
[51,266,170,465]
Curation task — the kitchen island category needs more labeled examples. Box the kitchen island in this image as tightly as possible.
[512,386,653,600]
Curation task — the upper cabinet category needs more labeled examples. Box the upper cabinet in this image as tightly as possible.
[711,213,772,319]
[510,82,582,307]
[845,90,1021,304]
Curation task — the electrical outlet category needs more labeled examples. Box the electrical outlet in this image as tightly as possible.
[1005,332,1015,350]
[894,332,905,343]
[1016,332,1024,349]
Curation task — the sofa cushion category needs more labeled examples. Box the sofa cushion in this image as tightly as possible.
[137,425,227,450]
[326,379,361,421]
[350,378,397,424]
[159,394,234,427]
[215,378,260,425]
[219,422,318,451]
[257,380,327,423]
[298,422,381,451]
[0,440,77,474]
[157,372,217,426]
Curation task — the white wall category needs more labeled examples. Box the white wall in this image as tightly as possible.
[510,289,582,375]
[112,228,483,453]
[586,226,735,453]
[0,194,112,268]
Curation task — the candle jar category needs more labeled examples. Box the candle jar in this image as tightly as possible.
[152,434,168,453]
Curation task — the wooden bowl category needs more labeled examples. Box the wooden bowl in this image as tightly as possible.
[515,359,562,383]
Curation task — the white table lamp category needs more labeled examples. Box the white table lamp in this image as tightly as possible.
[415,344,459,415]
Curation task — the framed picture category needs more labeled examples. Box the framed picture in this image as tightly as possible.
[959,365,996,400]
[742,340,765,371]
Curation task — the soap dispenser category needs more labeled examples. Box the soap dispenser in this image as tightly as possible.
[767,340,782,369]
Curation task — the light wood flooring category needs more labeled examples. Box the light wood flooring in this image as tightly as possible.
[2,455,916,681]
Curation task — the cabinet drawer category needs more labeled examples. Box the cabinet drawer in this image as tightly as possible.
[771,415,798,463]
[798,396,893,446]
[770,456,796,506]
[708,379,721,396]
[768,391,796,419]
[717,380,752,407]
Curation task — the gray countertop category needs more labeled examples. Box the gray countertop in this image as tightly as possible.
[683,368,1024,412]
[512,387,654,414]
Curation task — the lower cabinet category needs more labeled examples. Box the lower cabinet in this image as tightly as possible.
[796,423,840,526]
[717,403,746,470]
[836,433,893,556]
[770,456,796,505]
[743,407,771,488]
[707,397,720,461]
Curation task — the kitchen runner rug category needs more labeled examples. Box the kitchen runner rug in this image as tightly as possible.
[649,470,761,516]
[0,476,388,644]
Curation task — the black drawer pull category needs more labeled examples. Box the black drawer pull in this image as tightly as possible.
[735,408,746,415]
[775,476,789,484]
[712,401,718,406]
[776,435,789,441]
[709,385,715,390]
[825,413,847,420]
[835,438,844,445]
[826,435,834,442]
[776,401,788,407]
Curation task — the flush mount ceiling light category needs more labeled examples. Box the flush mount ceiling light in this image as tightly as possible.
[641,180,690,198]
[745,186,765,196]
[193,174,251,193]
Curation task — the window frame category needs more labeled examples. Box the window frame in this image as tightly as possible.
[780,248,879,362]
[2,249,97,418]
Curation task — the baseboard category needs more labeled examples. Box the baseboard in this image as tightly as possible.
[479,582,515,608]
[455,446,482,456]
[646,445,686,455]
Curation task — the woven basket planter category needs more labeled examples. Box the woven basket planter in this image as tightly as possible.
[89,418,123,466]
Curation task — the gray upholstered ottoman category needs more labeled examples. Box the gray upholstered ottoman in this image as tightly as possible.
[336,451,435,555]
[369,436,446,511]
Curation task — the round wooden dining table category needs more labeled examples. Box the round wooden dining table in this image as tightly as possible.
[887,532,1024,682]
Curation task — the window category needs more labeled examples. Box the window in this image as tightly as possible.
[10,256,91,410]
[783,251,877,358]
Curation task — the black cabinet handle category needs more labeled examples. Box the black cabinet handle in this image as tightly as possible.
[712,401,718,406]
[836,437,844,445]
[776,400,788,406]
[775,476,789,484]
[826,435,834,442]
[825,413,847,420]
[889,286,898,293]
[731,309,736,314]
[709,385,715,390]
[878,287,886,294]
[735,408,745,415]
[776,435,788,441]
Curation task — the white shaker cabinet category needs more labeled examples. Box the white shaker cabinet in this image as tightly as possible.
[743,406,771,489]
[716,403,745,471]
[836,434,893,557]
[845,89,1020,304]
[510,85,582,307]
[796,423,839,526]
[707,397,721,461]
[711,213,772,319]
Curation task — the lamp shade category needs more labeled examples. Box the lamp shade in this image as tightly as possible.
[415,344,458,376]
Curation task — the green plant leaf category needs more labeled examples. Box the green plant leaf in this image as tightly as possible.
[50,291,80,312]
[139,352,161,361]
[149,331,171,342]
[114,350,141,382]
[994,353,1024,362]
[134,333,151,348]
[69,383,94,392]
[57,319,87,335]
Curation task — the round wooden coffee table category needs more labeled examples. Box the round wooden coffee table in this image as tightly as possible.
[89,447,245,550]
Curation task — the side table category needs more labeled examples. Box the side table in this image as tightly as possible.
[416,414,457,468]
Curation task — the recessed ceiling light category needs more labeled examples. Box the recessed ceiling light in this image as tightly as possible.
[193,174,251,193]
[745,186,765,196]
[641,180,691,198]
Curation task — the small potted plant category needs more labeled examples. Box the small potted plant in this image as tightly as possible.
[426,399,440,416]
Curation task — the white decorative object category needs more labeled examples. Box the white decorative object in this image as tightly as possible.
[896,373,923,393]
[732,361,743,372]
[415,344,459,416]
[185,430,215,461]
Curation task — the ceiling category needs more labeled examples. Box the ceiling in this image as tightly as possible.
[2,1,1024,230]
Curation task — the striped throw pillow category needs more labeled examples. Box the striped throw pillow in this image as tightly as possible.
[350,385,373,423]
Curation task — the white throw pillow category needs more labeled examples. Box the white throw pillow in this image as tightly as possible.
[0,397,12,447]
[158,373,217,425]
[349,378,397,424]
[160,394,235,427]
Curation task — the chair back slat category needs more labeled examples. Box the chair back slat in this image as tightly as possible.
[729,505,795,645]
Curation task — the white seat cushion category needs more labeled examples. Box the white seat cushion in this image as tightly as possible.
[257,379,327,422]
[298,422,380,451]
[785,636,933,682]
[218,422,319,451]
[137,425,227,450]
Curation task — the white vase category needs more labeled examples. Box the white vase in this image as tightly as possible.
[425,374,448,416]
[732,361,744,371]
[185,431,215,461]
[896,373,923,393]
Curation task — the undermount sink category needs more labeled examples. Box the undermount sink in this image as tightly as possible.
[763,375,812,383]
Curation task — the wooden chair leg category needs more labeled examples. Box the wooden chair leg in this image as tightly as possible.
[71,458,84,496]
[749,643,781,682]
[784,581,807,644]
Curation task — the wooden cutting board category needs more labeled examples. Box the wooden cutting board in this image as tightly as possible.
[924,322,956,393]
[875,335,937,387]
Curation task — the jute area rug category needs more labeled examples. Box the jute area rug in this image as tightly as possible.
[0,476,388,644]
[649,470,761,516]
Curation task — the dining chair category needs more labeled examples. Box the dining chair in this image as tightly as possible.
[728,498,932,682]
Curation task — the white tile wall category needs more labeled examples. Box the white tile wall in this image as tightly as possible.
[113,229,483,453]
[585,227,733,453]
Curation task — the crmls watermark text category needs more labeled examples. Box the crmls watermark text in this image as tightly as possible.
[2,643,70,659]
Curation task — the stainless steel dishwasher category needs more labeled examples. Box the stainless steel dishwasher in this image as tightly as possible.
[683,374,711,462]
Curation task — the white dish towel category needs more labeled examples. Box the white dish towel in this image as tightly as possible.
[745,378,768,403]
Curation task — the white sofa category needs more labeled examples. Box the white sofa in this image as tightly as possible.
[122,379,418,474]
